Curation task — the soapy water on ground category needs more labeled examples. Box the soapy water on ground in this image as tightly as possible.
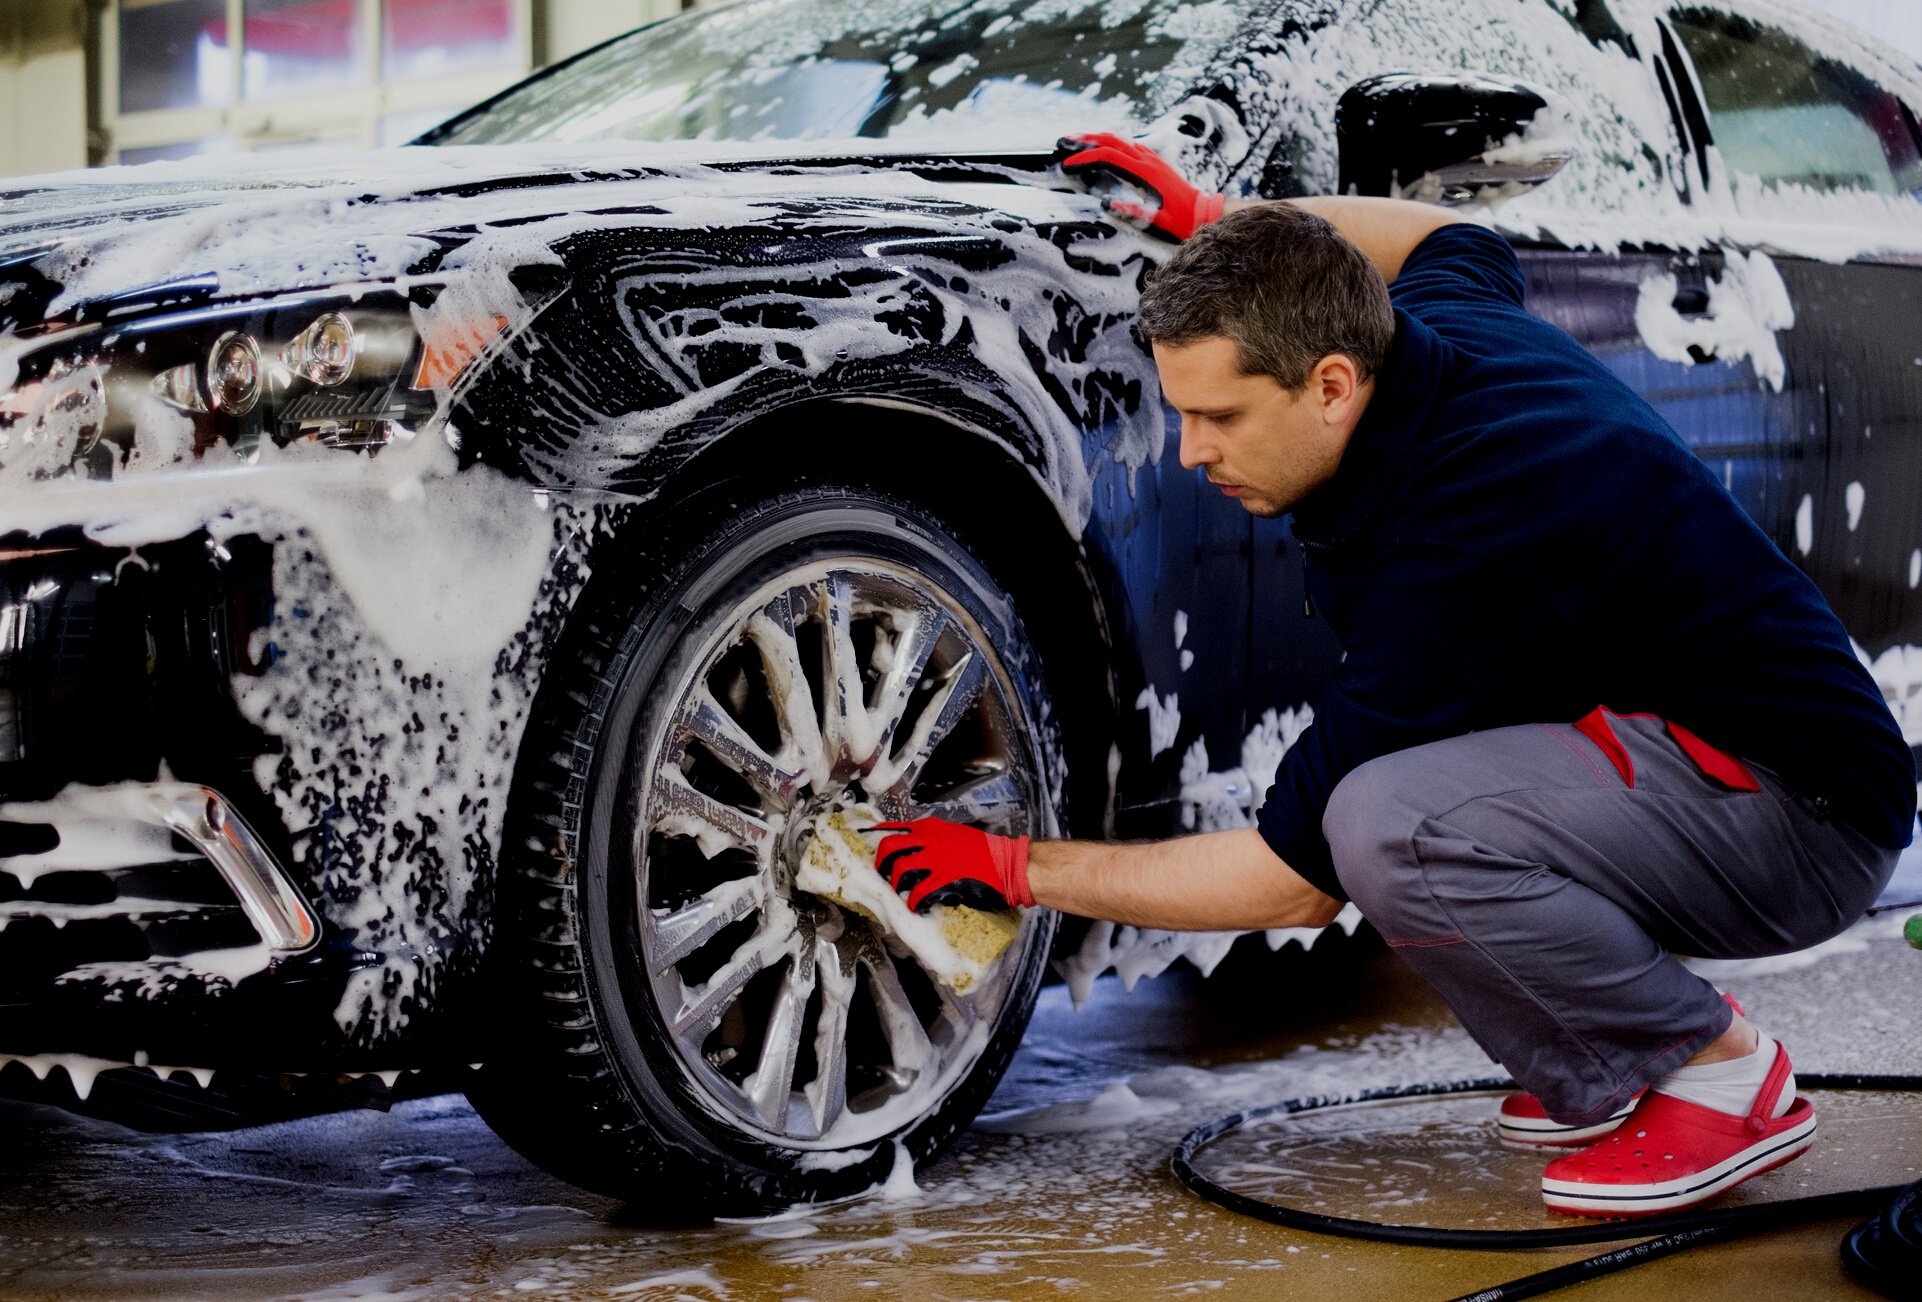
[1193,1087,1921,1233]
[0,904,1916,1300]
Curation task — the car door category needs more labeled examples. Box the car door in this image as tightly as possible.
[1654,1,1922,746]
[1083,435,1256,838]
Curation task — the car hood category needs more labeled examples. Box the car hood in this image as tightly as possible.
[0,139,1065,320]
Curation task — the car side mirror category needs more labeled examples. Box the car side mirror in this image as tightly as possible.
[1335,73,1574,204]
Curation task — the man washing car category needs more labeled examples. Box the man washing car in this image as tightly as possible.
[869,135,1914,1217]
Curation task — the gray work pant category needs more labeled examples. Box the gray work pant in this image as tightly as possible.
[1323,713,1900,1125]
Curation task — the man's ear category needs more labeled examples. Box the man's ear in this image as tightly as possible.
[1310,353,1362,418]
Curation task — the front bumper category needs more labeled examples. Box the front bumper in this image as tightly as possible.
[2,782,317,952]
[0,532,472,1068]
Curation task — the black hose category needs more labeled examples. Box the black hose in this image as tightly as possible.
[1842,1178,1922,1298]
[1171,1073,1922,1300]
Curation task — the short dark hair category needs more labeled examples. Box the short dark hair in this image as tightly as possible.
[1138,204,1395,390]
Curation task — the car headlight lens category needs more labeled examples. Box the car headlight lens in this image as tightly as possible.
[208,331,263,414]
[282,312,357,387]
[150,362,207,413]
[0,286,514,479]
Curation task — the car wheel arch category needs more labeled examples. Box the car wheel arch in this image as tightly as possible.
[520,395,1125,854]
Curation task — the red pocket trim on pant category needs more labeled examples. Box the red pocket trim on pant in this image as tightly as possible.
[1662,718,1762,792]
[1572,706,1760,794]
[1574,707,1635,787]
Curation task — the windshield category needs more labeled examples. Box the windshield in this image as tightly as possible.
[429,0,1257,147]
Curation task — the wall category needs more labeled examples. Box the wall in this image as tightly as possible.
[0,0,90,180]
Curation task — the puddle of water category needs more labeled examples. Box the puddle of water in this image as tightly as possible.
[1191,1089,1922,1233]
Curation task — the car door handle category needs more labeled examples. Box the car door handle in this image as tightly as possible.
[1671,282,1712,317]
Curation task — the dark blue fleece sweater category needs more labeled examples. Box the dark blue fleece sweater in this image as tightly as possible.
[1254,223,1916,900]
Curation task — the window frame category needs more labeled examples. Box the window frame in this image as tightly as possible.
[99,0,538,161]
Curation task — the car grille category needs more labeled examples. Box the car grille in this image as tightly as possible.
[0,532,293,1009]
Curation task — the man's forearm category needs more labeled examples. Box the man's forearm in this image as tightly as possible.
[1224,195,1467,283]
[1026,829,1345,931]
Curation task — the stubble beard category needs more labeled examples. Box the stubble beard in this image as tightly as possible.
[1233,484,1291,519]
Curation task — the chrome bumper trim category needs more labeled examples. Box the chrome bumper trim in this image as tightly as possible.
[147,787,318,952]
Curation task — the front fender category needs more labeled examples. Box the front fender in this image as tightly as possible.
[453,199,1168,534]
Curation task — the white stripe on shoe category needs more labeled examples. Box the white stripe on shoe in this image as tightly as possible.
[1497,1101,1636,1148]
[1540,1111,1817,1214]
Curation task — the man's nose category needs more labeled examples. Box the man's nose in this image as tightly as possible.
[1178,419,1214,471]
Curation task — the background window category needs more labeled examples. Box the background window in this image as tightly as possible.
[384,0,520,81]
[118,0,231,112]
[99,1,702,166]
[1671,6,1922,195]
[380,106,461,146]
[242,0,370,102]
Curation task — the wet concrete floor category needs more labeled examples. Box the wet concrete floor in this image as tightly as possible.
[0,911,1916,1301]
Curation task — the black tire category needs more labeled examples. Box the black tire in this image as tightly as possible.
[467,484,1062,1213]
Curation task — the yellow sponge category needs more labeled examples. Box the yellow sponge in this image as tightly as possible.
[797,807,1021,994]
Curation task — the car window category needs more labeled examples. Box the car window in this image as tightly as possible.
[1669,6,1922,196]
[431,0,1260,147]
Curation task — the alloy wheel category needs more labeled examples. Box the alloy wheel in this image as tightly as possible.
[635,559,1047,1148]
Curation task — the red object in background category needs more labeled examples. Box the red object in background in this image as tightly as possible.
[386,0,515,68]
[206,0,512,60]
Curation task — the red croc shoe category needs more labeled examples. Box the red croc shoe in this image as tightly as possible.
[1540,1040,1814,1218]
[1497,1091,1642,1150]
[1498,994,1743,1151]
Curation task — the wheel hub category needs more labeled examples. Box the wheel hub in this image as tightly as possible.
[776,789,851,890]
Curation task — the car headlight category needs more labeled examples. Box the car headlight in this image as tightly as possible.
[0,286,511,479]
[208,330,265,414]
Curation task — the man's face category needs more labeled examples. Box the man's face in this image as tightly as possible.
[1154,336,1366,518]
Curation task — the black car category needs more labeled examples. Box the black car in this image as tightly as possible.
[1,0,1918,1211]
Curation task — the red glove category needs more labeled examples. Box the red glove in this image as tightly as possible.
[871,818,1033,914]
[1055,132,1226,241]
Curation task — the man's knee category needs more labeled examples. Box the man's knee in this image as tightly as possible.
[1323,752,1430,906]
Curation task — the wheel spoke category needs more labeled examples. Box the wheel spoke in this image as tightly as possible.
[672,920,793,1038]
[862,953,934,1080]
[681,688,804,808]
[866,604,946,773]
[915,768,1026,832]
[649,769,773,860]
[745,606,829,789]
[872,649,986,796]
[806,935,857,1136]
[745,943,818,1132]
[816,575,877,777]
[647,876,765,978]
[934,972,984,1040]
